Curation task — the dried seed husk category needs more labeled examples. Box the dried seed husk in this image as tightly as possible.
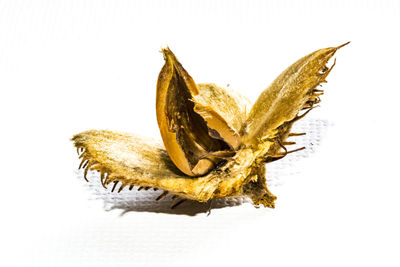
[72,43,347,208]
[156,48,250,176]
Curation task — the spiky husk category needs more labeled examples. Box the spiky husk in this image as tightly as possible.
[72,43,348,208]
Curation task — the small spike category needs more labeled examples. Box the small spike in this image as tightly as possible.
[321,58,336,78]
[78,159,86,169]
[274,147,306,156]
[83,164,90,182]
[138,186,144,191]
[311,93,324,98]
[282,141,296,145]
[156,191,169,201]
[100,172,107,189]
[263,146,306,163]
[276,138,288,155]
[302,102,319,110]
[306,97,321,104]
[292,106,316,122]
[286,146,306,154]
[111,181,118,192]
[118,184,125,193]
[263,155,286,163]
[104,175,112,187]
[207,200,213,216]
[171,199,186,209]
[289,132,306,137]
[129,184,134,191]
[81,160,89,169]
[336,41,351,49]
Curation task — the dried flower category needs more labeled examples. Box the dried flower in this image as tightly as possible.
[72,43,348,208]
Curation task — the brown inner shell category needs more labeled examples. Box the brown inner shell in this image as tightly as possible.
[165,65,230,171]
[156,48,237,177]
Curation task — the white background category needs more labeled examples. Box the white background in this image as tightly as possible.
[1,0,399,266]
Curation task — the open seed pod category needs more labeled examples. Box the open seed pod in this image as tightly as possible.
[156,48,250,176]
[72,43,348,208]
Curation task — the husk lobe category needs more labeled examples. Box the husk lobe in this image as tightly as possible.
[243,42,349,146]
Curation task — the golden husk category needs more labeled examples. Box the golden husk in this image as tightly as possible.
[72,43,348,208]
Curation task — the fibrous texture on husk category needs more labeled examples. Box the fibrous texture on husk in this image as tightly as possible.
[72,43,348,208]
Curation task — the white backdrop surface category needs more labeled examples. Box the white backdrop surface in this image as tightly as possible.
[1,1,399,266]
